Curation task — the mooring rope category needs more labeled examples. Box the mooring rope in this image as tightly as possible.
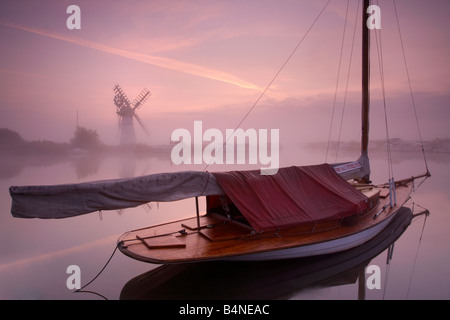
[72,244,119,300]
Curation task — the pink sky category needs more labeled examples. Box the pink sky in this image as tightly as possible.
[0,0,449,145]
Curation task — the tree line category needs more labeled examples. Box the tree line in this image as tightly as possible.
[0,127,102,155]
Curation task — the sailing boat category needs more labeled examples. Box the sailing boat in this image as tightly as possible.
[9,1,429,264]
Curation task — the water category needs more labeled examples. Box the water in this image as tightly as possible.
[0,145,449,300]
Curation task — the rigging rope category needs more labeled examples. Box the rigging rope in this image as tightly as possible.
[392,0,430,175]
[373,3,395,182]
[382,242,395,300]
[406,204,430,299]
[334,0,360,162]
[326,0,350,162]
[204,0,333,172]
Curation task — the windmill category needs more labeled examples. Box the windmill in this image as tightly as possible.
[113,84,151,145]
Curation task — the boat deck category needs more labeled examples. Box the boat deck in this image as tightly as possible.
[117,181,413,264]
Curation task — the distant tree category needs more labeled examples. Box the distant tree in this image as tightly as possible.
[0,127,69,155]
[70,126,102,150]
[0,128,25,145]
[0,128,26,153]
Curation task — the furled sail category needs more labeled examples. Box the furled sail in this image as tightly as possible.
[10,171,224,219]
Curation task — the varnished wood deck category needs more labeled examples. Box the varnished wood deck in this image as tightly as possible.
[117,181,413,264]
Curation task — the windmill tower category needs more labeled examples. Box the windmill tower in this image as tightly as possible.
[113,84,151,145]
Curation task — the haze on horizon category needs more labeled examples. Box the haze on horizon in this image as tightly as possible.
[0,0,449,147]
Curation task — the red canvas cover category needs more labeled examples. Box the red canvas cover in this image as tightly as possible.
[210,164,369,232]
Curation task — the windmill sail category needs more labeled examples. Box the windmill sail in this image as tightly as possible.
[114,84,151,145]
[133,88,151,110]
[134,113,150,136]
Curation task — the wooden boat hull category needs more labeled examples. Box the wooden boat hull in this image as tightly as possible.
[223,212,397,261]
[120,206,413,300]
[117,180,413,264]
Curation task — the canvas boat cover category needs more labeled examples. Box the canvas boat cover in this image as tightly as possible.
[10,163,368,225]
[210,164,369,232]
[10,171,224,219]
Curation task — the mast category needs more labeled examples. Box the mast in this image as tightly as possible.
[361,0,370,182]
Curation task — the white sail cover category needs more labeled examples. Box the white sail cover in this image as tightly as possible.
[10,171,224,219]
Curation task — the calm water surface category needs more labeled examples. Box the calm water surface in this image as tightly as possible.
[0,145,449,300]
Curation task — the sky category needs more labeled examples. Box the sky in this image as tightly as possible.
[0,0,449,146]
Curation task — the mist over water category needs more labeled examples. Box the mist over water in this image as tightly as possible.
[0,141,449,300]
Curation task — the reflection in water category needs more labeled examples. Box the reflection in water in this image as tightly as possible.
[0,154,67,179]
[70,154,102,180]
[120,207,415,300]
[0,144,172,181]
